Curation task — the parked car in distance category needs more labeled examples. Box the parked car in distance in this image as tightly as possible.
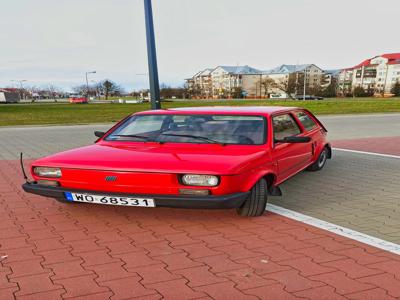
[295,95,324,100]
[22,106,331,217]
[69,95,88,104]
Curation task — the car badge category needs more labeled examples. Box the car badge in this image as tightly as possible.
[105,175,118,182]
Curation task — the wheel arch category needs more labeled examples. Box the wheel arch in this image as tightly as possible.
[325,143,332,159]
[242,171,277,192]
[263,173,277,188]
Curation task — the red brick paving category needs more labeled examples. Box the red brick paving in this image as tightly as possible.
[1,159,400,299]
[333,136,400,156]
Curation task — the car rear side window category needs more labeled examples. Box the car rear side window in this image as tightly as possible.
[272,114,301,140]
[295,111,317,131]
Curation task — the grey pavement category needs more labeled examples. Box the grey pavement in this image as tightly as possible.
[0,124,112,160]
[0,113,399,244]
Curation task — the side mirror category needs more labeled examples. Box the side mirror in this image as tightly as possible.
[94,131,105,138]
[276,136,311,143]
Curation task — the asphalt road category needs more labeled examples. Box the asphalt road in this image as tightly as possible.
[320,113,400,140]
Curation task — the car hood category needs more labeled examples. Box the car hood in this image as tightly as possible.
[32,142,268,175]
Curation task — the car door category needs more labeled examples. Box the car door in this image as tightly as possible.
[293,110,323,158]
[271,113,313,183]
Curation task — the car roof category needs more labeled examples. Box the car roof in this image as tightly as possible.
[134,106,302,116]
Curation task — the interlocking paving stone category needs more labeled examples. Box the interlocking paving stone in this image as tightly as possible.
[270,150,400,244]
[0,158,399,299]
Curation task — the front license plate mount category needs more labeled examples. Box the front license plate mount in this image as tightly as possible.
[64,192,155,207]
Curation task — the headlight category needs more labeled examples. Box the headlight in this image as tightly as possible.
[181,174,219,187]
[33,167,62,178]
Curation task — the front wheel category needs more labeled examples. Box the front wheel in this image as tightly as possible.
[236,178,267,217]
[307,147,328,172]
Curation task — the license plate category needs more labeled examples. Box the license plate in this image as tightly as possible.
[64,192,155,207]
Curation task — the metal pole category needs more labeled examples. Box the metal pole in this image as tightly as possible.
[85,71,96,100]
[85,72,89,99]
[143,0,161,109]
[303,70,306,100]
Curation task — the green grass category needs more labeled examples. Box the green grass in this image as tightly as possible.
[1,97,399,126]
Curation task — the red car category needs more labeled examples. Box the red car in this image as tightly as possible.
[22,106,331,217]
[69,95,88,104]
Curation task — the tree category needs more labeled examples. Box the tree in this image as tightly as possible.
[98,79,123,100]
[72,85,87,95]
[159,84,186,99]
[353,86,373,97]
[270,74,297,100]
[260,77,275,97]
[44,84,63,100]
[391,80,400,96]
[231,87,243,99]
[320,83,337,98]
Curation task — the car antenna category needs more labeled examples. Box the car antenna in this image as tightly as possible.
[20,153,30,183]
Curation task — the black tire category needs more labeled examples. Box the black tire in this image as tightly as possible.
[307,147,328,172]
[236,178,267,217]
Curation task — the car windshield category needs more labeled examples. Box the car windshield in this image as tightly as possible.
[105,114,266,145]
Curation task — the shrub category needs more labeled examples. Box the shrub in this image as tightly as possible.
[391,81,400,96]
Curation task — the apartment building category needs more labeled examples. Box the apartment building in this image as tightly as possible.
[185,68,213,98]
[338,53,400,95]
[337,68,354,95]
[261,64,325,97]
[321,70,340,88]
[185,63,332,99]
[210,65,262,98]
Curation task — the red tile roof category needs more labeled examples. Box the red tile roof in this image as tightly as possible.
[381,53,400,60]
[344,53,400,70]
[352,59,372,69]
[0,88,19,93]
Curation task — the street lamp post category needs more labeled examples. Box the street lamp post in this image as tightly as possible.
[303,71,307,100]
[143,0,161,109]
[85,71,96,100]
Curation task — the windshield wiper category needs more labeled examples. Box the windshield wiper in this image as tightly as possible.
[112,134,151,141]
[159,133,225,145]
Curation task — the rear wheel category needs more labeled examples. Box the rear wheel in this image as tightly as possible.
[307,147,328,171]
[236,178,267,217]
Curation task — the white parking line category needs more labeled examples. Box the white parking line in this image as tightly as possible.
[333,147,400,159]
[266,204,400,255]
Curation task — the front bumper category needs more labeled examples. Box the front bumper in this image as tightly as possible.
[22,182,249,209]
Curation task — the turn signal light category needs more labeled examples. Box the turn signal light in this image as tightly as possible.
[179,189,210,196]
[37,180,60,187]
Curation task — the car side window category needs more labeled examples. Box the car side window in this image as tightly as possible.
[295,111,317,131]
[272,114,301,141]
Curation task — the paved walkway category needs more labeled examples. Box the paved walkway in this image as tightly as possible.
[270,150,400,244]
[333,136,400,156]
[1,160,400,300]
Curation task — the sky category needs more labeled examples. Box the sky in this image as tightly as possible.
[0,0,399,92]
